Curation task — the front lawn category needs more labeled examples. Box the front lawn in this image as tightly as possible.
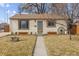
[44,35,79,56]
[0,35,36,56]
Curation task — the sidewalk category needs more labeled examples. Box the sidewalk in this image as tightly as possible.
[33,36,47,56]
[0,32,11,37]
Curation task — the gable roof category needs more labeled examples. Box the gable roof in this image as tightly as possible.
[10,13,69,20]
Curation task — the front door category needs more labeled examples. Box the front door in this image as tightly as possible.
[37,21,43,35]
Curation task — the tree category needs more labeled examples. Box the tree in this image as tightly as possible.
[66,3,79,40]
[19,3,50,14]
[51,3,79,40]
[51,3,68,15]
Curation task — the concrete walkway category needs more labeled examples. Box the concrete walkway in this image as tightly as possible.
[0,32,11,37]
[33,36,47,56]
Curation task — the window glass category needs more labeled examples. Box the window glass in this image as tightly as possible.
[48,20,56,27]
[19,20,29,29]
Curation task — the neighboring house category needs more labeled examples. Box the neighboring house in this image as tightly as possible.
[70,18,79,34]
[0,23,8,29]
[10,13,69,35]
[0,23,9,32]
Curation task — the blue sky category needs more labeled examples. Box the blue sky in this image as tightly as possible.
[0,3,75,24]
[0,3,20,23]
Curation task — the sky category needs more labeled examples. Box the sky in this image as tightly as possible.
[0,3,20,24]
[0,3,77,24]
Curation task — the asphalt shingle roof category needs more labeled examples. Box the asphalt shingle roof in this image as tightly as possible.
[10,13,69,20]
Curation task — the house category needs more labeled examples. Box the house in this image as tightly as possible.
[10,13,69,35]
[0,23,9,32]
[70,18,79,34]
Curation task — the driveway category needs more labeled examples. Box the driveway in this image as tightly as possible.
[0,32,11,37]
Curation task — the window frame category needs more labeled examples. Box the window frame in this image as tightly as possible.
[18,20,29,30]
[47,20,56,27]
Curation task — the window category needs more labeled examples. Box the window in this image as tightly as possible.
[48,20,56,27]
[19,20,29,29]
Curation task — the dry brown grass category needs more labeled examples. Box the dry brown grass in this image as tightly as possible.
[44,35,79,56]
[0,35,36,56]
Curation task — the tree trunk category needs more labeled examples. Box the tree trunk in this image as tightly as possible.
[69,29,72,40]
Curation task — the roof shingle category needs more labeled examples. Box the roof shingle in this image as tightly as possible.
[10,13,69,20]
